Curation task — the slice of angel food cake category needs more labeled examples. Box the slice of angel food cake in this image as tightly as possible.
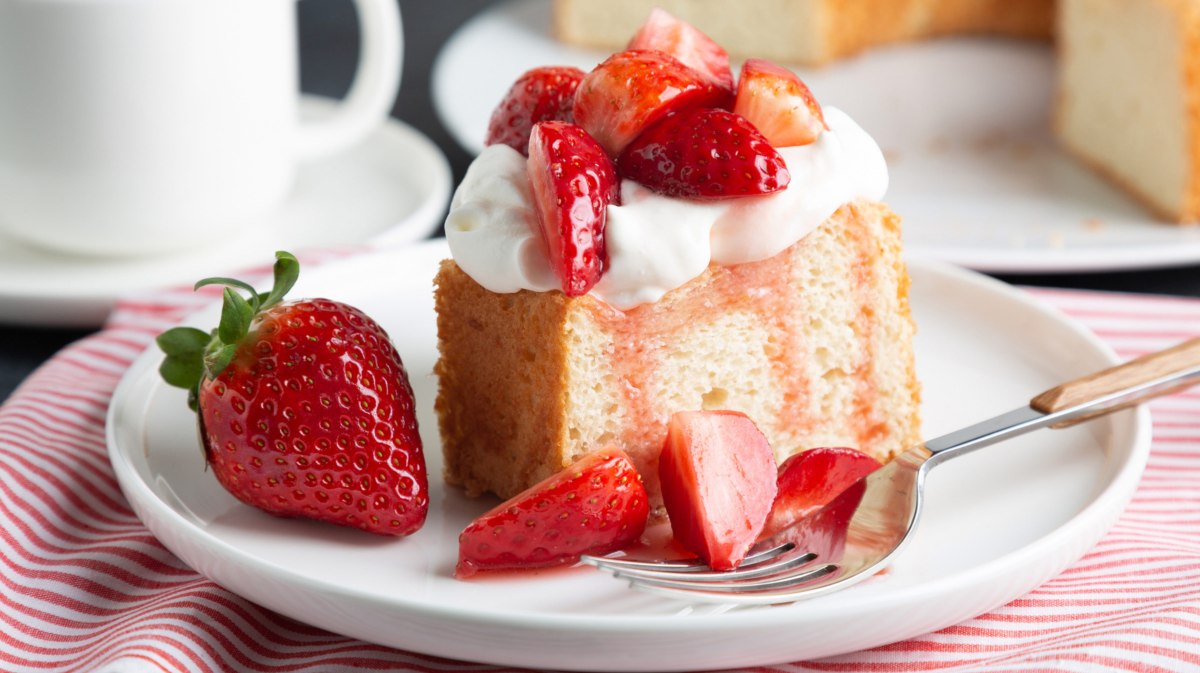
[434,11,921,540]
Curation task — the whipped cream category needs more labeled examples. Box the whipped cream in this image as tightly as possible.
[445,107,888,309]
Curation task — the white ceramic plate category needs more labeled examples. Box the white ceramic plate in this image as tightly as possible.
[107,240,1150,671]
[432,0,1200,273]
[0,95,451,328]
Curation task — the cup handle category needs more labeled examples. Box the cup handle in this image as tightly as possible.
[294,0,402,159]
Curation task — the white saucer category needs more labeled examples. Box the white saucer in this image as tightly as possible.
[432,0,1200,274]
[0,96,451,328]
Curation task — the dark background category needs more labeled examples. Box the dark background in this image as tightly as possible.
[3,0,1200,403]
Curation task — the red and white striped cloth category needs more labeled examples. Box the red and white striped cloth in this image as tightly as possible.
[2,276,1199,672]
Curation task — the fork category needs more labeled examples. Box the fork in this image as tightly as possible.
[582,338,1200,605]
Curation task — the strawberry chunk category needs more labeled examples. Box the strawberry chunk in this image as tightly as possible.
[485,66,585,156]
[627,9,733,92]
[658,411,778,570]
[456,448,649,577]
[733,59,827,147]
[573,49,728,157]
[617,107,790,199]
[527,121,619,297]
[760,446,881,540]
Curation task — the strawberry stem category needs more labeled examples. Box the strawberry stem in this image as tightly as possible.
[156,251,300,411]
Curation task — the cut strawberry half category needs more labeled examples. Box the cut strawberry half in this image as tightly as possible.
[485,66,585,156]
[617,107,790,199]
[573,49,729,157]
[456,447,649,578]
[658,411,778,570]
[760,446,881,540]
[627,8,733,93]
[527,121,620,297]
[733,59,828,147]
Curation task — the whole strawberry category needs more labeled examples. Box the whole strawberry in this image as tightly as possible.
[156,252,427,536]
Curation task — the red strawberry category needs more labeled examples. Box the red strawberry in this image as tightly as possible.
[658,411,778,570]
[485,66,585,156]
[760,447,881,540]
[156,252,427,536]
[573,49,728,157]
[527,120,620,296]
[759,475,867,564]
[733,59,827,147]
[456,447,649,577]
[617,107,791,199]
[627,9,733,92]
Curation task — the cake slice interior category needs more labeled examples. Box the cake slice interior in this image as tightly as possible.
[1057,0,1198,222]
[435,200,921,506]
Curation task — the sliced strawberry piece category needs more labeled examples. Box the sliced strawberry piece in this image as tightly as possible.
[733,59,827,147]
[485,66,585,156]
[573,49,728,157]
[527,121,619,297]
[658,411,778,570]
[627,8,733,93]
[617,107,790,199]
[760,446,881,540]
[456,447,649,578]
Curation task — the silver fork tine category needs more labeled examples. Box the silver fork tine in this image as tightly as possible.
[627,562,838,594]
[586,544,816,583]
[580,542,796,576]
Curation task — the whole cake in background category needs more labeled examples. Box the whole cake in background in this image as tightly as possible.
[555,0,1200,225]
[435,10,921,510]
[1056,0,1200,224]
[552,0,1054,65]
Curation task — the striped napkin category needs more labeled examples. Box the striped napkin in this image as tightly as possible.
[2,270,1199,673]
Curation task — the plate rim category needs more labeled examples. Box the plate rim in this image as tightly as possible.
[105,241,1152,662]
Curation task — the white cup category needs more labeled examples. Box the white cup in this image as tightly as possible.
[0,0,402,257]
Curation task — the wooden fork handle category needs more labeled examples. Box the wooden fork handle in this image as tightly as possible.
[1031,337,1200,428]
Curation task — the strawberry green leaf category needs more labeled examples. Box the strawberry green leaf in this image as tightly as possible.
[158,353,203,390]
[218,287,254,346]
[195,276,259,305]
[155,327,209,390]
[156,326,210,357]
[259,251,300,310]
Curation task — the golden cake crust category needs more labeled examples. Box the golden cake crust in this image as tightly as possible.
[435,200,921,503]
[433,264,571,498]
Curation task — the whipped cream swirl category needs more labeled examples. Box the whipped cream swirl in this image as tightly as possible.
[444,107,888,309]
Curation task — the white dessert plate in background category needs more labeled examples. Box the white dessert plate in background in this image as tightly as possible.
[107,240,1149,671]
[0,95,451,328]
[432,0,1200,274]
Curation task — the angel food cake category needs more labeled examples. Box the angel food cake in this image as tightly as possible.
[434,11,921,506]
[553,0,1054,65]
